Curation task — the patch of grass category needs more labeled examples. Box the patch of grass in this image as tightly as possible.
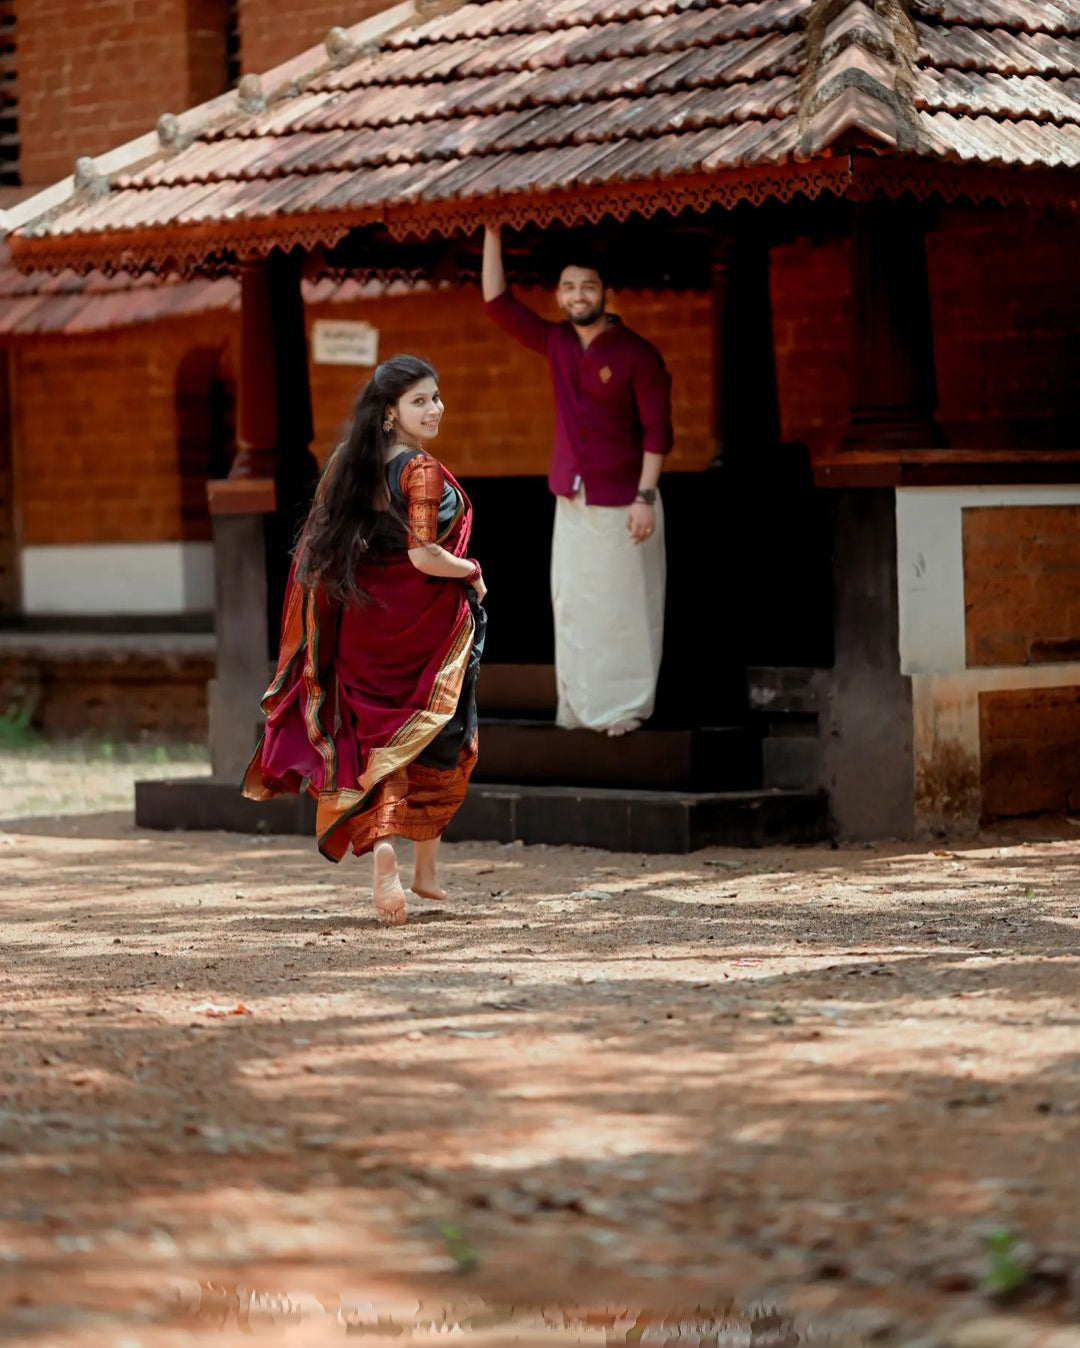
[985,1227,1028,1298]
[0,735,208,766]
[0,704,40,750]
[439,1222,479,1273]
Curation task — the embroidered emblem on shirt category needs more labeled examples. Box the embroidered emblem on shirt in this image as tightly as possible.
[599,365,612,384]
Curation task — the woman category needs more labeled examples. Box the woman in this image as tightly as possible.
[242,355,486,927]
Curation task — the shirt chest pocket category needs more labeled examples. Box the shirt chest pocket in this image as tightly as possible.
[580,358,628,405]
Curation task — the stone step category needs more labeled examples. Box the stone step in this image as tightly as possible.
[762,734,822,792]
[747,665,828,716]
[135,778,829,854]
[447,783,828,853]
[472,720,762,791]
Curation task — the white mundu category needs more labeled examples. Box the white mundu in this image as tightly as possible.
[550,488,666,732]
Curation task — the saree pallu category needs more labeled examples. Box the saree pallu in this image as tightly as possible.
[242,464,484,862]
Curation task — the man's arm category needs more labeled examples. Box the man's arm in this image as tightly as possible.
[626,346,674,544]
[633,344,674,464]
[481,223,508,302]
[482,224,551,355]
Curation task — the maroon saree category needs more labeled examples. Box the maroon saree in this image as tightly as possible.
[242,452,484,862]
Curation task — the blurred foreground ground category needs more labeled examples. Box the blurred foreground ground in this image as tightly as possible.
[1,744,1078,1346]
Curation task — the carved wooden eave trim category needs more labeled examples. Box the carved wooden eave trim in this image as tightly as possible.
[8,155,1080,279]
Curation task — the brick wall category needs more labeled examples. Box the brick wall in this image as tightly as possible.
[930,205,1080,450]
[14,0,404,185]
[17,0,231,186]
[10,210,1080,551]
[767,205,1080,458]
[186,0,232,106]
[772,235,851,457]
[306,285,715,477]
[0,651,211,738]
[11,281,714,550]
[963,504,1080,667]
[14,315,237,547]
[0,350,15,613]
[237,0,389,74]
[980,685,1080,818]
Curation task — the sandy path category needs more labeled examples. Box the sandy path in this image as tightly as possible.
[1,748,1078,1346]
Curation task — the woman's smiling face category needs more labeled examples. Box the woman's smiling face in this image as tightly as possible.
[392,376,443,442]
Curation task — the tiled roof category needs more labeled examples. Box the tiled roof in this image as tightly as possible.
[0,243,395,336]
[0,245,236,335]
[7,0,1080,273]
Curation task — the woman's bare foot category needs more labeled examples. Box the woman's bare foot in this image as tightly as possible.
[372,840,407,926]
[410,880,448,902]
[606,718,642,738]
[411,837,446,903]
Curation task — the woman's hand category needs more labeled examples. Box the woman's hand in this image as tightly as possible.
[470,573,487,604]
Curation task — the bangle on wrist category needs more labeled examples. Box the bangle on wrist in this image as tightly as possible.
[635,488,657,506]
[465,559,482,584]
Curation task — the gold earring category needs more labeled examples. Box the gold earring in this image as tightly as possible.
[382,415,393,434]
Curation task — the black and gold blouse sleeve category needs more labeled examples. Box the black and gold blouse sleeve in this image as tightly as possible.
[399,454,446,548]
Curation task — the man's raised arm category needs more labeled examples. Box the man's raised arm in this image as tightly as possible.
[482,224,551,355]
[482,223,508,302]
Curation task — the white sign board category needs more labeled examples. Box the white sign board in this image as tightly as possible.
[312,319,379,366]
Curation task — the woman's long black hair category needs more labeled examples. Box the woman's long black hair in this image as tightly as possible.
[294,354,438,604]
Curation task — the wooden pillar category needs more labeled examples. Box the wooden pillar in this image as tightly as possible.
[821,489,915,839]
[231,261,280,479]
[206,249,317,781]
[710,230,781,471]
[843,202,945,452]
[262,250,319,657]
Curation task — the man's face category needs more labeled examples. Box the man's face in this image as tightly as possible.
[557,265,605,326]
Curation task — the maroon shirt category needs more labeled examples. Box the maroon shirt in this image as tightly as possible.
[485,289,674,506]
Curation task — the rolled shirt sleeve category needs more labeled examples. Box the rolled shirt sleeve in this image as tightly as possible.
[484,289,552,356]
[632,345,674,458]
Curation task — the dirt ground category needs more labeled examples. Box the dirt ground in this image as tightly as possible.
[1,745,1078,1347]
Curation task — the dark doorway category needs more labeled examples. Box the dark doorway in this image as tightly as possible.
[459,470,810,728]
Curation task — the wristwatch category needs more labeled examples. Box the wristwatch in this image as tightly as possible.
[635,488,657,505]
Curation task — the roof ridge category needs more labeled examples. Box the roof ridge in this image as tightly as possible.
[798,0,923,156]
[2,1,422,239]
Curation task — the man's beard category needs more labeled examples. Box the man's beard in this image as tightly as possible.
[566,303,605,327]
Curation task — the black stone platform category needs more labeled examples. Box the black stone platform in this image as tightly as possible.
[448,783,828,851]
[136,777,316,836]
[472,720,761,790]
[135,777,827,854]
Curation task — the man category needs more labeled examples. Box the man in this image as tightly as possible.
[482,224,673,737]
